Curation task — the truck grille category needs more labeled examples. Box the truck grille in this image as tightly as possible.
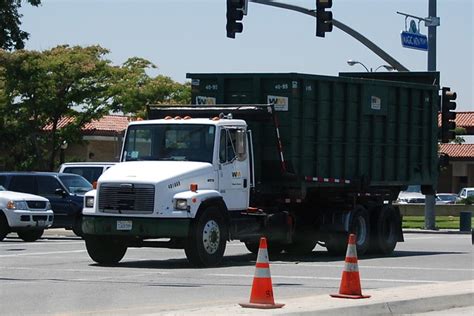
[98,183,155,214]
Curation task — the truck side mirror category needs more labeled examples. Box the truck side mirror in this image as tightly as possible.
[236,129,247,161]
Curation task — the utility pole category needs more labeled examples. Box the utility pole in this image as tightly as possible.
[425,0,438,230]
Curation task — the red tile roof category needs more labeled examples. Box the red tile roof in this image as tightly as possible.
[439,144,474,159]
[45,115,130,136]
[438,111,474,128]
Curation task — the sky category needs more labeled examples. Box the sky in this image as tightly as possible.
[20,0,473,111]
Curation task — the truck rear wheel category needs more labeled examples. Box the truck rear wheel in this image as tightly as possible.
[285,239,317,255]
[17,229,44,242]
[85,236,127,265]
[185,206,227,268]
[372,205,399,254]
[350,206,370,255]
[244,240,285,256]
[325,206,370,256]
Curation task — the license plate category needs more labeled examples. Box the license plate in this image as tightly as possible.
[117,220,132,231]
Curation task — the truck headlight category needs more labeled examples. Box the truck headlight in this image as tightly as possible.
[174,199,189,211]
[85,196,95,208]
[46,201,52,210]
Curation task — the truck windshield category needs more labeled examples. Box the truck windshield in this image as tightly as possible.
[123,124,215,163]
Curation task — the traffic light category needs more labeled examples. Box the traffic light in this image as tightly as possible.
[226,0,248,39]
[316,0,333,37]
[440,87,457,143]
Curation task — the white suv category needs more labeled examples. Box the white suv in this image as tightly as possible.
[0,185,54,241]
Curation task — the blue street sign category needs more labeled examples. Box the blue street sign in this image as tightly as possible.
[401,31,428,51]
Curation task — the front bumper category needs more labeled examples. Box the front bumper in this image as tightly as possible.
[82,215,191,238]
[3,209,54,229]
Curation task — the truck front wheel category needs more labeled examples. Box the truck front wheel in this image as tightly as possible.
[185,206,227,268]
[85,236,127,265]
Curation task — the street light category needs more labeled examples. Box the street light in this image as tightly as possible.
[347,60,394,72]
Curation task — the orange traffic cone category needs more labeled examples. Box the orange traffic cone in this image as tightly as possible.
[239,237,285,309]
[330,233,371,299]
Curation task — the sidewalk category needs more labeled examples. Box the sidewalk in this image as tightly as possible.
[159,280,473,315]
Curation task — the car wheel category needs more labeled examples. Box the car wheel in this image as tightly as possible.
[72,215,83,237]
[17,229,44,242]
[0,213,10,241]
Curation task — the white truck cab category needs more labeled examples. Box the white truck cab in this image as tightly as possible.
[82,115,252,266]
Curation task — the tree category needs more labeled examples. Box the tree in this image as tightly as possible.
[0,45,115,170]
[109,57,190,117]
[0,0,41,50]
[0,45,191,171]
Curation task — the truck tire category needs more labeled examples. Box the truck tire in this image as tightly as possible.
[325,206,370,256]
[285,239,317,255]
[373,205,399,254]
[185,206,227,267]
[17,229,44,242]
[349,206,370,255]
[0,214,10,241]
[325,234,346,256]
[244,240,285,256]
[85,236,127,265]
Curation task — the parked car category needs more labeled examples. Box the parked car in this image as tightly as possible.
[457,187,474,202]
[0,172,92,236]
[0,185,54,242]
[59,162,117,184]
[397,185,425,204]
[436,193,458,205]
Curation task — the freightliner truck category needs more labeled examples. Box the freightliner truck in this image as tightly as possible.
[82,72,441,267]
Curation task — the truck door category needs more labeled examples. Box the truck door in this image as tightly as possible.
[218,127,249,210]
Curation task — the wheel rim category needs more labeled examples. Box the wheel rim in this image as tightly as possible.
[202,220,220,255]
[355,215,367,246]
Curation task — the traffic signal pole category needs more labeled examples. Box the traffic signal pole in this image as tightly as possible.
[250,0,409,71]
[424,0,438,230]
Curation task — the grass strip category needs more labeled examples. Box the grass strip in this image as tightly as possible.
[403,216,474,229]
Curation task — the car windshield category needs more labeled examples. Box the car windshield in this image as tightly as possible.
[58,174,92,195]
[122,123,215,163]
[437,194,456,201]
[405,185,421,192]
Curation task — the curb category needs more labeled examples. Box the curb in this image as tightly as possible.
[158,280,474,315]
[403,228,472,235]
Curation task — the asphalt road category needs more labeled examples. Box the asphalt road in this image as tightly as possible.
[0,231,472,315]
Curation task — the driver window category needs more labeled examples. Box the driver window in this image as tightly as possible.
[219,129,237,163]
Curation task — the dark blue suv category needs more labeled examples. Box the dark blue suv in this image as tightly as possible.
[0,172,92,236]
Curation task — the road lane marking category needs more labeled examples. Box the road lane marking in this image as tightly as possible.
[0,250,86,257]
[271,262,473,272]
[0,241,84,247]
[209,273,445,284]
